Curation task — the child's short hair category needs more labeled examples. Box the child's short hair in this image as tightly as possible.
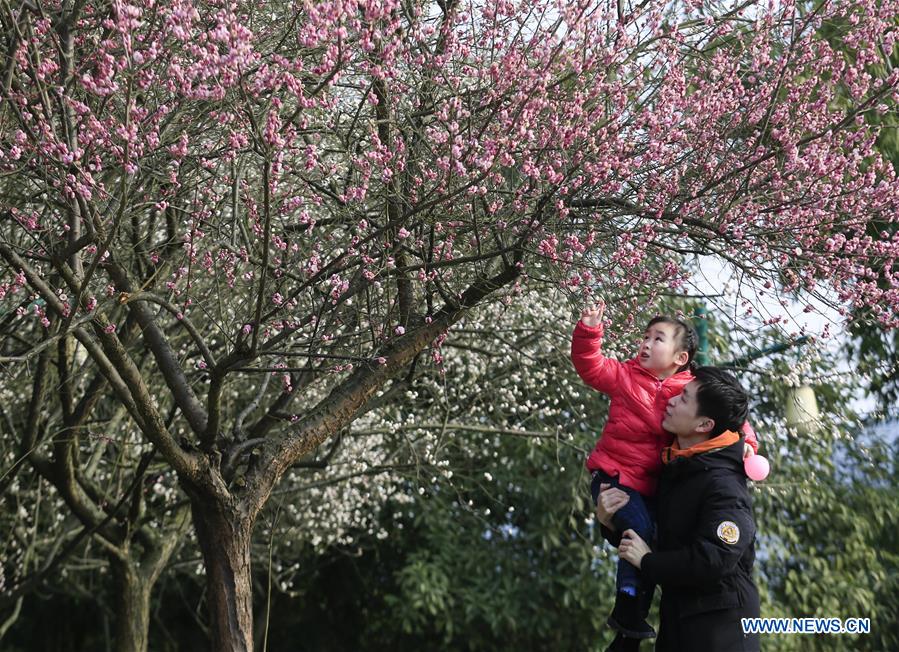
[646,315,698,373]
[692,366,749,436]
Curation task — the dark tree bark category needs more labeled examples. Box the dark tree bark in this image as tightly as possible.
[110,559,153,652]
[188,490,255,652]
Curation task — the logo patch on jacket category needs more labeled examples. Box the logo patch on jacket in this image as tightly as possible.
[716,521,740,545]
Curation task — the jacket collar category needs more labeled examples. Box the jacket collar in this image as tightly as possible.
[661,430,741,464]
[625,358,693,384]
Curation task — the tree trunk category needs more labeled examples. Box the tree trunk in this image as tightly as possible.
[110,559,152,652]
[190,495,255,652]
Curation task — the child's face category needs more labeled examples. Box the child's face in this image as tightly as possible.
[637,322,686,373]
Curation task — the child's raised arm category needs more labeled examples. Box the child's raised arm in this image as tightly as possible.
[571,301,624,395]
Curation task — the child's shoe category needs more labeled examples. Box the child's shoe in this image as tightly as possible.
[604,632,642,651]
[607,592,656,639]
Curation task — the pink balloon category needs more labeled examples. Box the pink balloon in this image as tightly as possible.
[744,454,770,482]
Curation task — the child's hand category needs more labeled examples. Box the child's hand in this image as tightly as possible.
[743,443,753,459]
[580,301,605,328]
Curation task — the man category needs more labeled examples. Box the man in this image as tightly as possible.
[596,366,761,651]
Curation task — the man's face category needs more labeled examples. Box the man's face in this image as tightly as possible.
[662,380,712,436]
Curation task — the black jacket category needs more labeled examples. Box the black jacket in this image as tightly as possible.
[640,434,761,652]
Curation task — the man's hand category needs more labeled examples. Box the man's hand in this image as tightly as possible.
[580,301,605,328]
[619,529,652,569]
[595,482,629,529]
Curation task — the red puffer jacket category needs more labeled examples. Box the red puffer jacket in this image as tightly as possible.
[571,321,757,496]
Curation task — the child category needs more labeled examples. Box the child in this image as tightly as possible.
[572,303,756,650]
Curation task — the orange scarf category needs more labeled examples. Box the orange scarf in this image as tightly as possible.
[661,430,740,464]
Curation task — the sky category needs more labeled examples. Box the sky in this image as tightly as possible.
[689,255,885,419]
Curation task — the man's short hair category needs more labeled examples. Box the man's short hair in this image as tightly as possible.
[693,366,749,437]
